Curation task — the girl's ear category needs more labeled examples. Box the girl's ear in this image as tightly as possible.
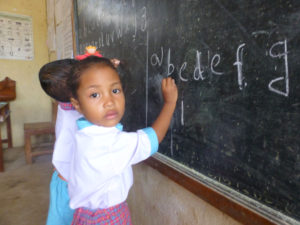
[70,97,82,114]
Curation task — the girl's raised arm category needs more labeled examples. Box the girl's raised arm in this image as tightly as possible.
[151,77,178,143]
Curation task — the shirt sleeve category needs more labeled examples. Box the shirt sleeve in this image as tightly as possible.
[140,127,159,155]
[109,127,158,174]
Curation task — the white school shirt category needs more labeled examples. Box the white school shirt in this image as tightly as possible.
[52,104,82,180]
[68,118,159,210]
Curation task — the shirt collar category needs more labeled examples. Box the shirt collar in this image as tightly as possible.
[76,117,123,131]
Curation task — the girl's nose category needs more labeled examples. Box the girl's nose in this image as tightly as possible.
[103,94,114,107]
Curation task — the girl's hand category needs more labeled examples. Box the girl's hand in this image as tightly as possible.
[161,77,178,104]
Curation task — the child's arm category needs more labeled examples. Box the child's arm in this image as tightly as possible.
[151,77,178,143]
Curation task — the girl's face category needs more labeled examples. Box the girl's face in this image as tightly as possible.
[71,65,125,127]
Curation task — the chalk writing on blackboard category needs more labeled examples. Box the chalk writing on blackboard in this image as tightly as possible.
[86,23,292,100]
[268,40,289,97]
[150,40,290,98]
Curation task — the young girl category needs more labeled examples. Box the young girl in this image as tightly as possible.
[39,47,119,225]
[67,56,178,224]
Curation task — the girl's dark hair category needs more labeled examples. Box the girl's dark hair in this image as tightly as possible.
[68,56,117,99]
[39,59,76,102]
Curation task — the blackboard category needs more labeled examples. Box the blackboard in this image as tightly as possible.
[73,0,300,223]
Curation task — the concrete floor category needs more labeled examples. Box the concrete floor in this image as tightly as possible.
[0,146,53,225]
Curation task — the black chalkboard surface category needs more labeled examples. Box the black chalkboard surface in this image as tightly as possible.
[73,0,300,223]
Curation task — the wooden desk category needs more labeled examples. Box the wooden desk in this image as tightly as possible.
[0,102,12,172]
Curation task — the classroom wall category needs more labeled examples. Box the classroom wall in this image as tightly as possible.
[0,0,51,147]
[128,163,242,225]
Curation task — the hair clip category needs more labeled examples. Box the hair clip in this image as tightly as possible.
[75,45,103,60]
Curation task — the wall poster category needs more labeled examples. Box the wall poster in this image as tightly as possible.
[0,11,34,60]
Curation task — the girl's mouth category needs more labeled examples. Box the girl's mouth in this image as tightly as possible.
[105,110,118,120]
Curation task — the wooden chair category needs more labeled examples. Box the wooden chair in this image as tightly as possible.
[24,101,57,164]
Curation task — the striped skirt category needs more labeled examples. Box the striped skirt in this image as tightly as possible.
[71,202,132,225]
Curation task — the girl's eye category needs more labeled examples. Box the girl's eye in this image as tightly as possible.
[90,93,100,98]
[112,89,121,94]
